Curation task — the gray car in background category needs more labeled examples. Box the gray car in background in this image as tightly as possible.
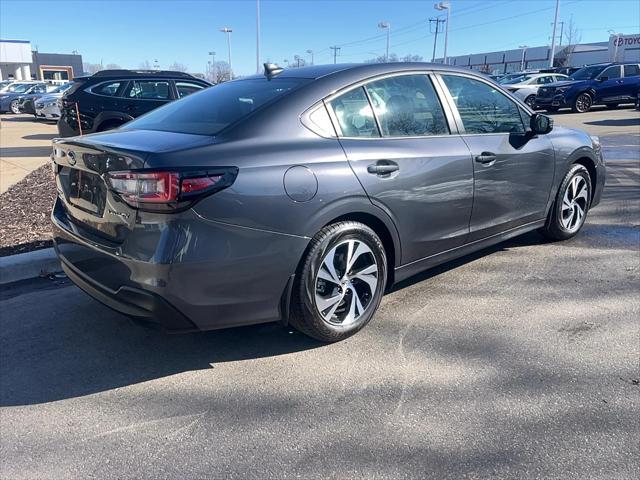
[50,63,605,342]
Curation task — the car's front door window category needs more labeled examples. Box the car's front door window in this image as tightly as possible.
[363,74,449,137]
[441,74,525,134]
[598,66,621,80]
[128,80,171,100]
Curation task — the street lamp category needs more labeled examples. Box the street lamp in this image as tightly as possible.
[378,21,390,62]
[434,2,450,64]
[220,27,233,80]
[519,45,528,71]
[209,51,216,82]
[153,59,159,70]
[306,49,314,65]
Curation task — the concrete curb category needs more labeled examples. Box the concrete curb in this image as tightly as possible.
[0,248,61,285]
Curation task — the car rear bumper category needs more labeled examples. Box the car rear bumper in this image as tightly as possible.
[51,196,309,332]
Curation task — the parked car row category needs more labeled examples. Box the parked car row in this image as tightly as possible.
[496,62,640,113]
[0,70,211,136]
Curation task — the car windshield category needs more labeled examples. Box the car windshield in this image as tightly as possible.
[51,83,73,94]
[122,77,309,135]
[3,83,34,93]
[570,65,606,80]
[500,74,535,84]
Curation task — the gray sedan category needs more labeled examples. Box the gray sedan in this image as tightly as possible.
[50,63,605,342]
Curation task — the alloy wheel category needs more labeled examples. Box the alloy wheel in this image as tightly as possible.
[575,93,592,113]
[525,96,536,109]
[314,239,379,326]
[10,100,20,114]
[561,175,589,232]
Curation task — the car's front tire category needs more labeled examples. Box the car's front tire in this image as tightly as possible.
[524,95,537,109]
[10,100,20,114]
[289,221,387,342]
[539,164,592,241]
[572,92,593,113]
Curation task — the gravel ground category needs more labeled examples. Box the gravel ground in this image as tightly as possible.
[0,164,55,256]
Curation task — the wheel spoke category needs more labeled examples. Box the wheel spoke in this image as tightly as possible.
[320,247,340,284]
[351,265,378,292]
[343,288,359,324]
[574,185,588,203]
[316,292,344,319]
[563,209,574,229]
[351,285,366,317]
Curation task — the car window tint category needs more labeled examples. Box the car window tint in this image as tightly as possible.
[176,81,206,98]
[441,74,525,134]
[93,81,123,96]
[328,87,379,138]
[623,64,640,77]
[599,66,621,79]
[122,78,308,136]
[364,75,449,137]
[128,80,171,100]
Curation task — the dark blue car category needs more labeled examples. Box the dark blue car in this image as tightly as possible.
[535,62,640,113]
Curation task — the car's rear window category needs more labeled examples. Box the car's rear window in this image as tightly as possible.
[122,78,309,135]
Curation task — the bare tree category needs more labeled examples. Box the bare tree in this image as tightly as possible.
[167,62,188,72]
[365,53,422,64]
[83,62,102,74]
[139,60,153,70]
[214,61,232,83]
[105,63,121,70]
[557,17,582,67]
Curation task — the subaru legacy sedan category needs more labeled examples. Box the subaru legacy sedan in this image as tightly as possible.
[51,63,605,342]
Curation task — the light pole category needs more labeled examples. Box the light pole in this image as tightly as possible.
[434,2,450,65]
[294,55,301,68]
[549,0,560,67]
[256,0,261,73]
[306,49,314,65]
[208,51,216,82]
[519,45,528,71]
[220,27,233,80]
[378,22,390,62]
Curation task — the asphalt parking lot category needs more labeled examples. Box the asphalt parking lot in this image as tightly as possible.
[1,107,639,479]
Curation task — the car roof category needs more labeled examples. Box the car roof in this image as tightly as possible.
[242,62,488,81]
[86,70,210,83]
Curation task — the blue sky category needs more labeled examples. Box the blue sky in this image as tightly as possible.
[1,0,639,75]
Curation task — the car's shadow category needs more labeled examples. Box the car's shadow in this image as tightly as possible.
[0,231,548,408]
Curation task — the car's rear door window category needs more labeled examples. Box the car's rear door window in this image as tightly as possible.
[91,81,124,96]
[441,74,525,134]
[176,81,206,98]
[128,80,171,100]
[328,87,379,138]
[363,74,449,137]
[122,78,308,135]
[623,64,640,77]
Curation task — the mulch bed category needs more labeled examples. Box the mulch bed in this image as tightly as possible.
[0,164,56,257]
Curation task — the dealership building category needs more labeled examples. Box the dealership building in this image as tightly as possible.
[0,39,83,83]
[437,33,640,74]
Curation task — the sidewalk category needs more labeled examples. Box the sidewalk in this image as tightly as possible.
[0,114,57,194]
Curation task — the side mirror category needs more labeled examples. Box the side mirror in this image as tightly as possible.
[530,113,553,135]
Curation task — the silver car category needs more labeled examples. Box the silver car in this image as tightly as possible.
[501,73,570,108]
[50,63,605,342]
[34,82,73,120]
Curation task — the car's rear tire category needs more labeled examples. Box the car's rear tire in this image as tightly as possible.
[605,103,619,109]
[524,95,537,109]
[539,164,592,241]
[289,221,387,342]
[572,93,592,113]
[10,100,20,114]
[97,120,123,132]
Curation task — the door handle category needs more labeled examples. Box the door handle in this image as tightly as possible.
[475,152,497,164]
[367,161,399,176]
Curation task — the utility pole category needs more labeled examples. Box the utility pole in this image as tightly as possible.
[209,51,216,82]
[330,46,341,64]
[519,45,528,71]
[434,2,451,65]
[549,0,560,67]
[256,0,261,73]
[429,17,446,62]
[378,22,390,62]
[306,49,314,65]
[220,27,233,80]
[558,21,565,46]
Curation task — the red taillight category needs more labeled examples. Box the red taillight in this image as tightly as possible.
[106,169,235,212]
[108,172,180,204]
